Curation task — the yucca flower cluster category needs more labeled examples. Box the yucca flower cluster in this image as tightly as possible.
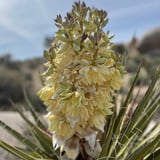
[39,1,124,159]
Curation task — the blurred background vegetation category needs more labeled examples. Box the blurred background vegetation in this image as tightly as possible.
[0,27,160,112]
[0,53,45,112]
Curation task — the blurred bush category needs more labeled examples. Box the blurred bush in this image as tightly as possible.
[0,54,45,112]
[0,66,24,108]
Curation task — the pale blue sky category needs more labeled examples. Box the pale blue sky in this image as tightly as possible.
[0,0,160,60]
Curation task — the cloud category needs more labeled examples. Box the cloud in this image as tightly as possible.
[109,1,160,20]
[0,17,33,40]
[35,0,50,21]
[0,0,16,12]
[0,0,34,40]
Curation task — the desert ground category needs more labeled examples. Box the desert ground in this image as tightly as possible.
[0,111,26,160]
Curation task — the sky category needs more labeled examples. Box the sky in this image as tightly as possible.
[0,0,160,60]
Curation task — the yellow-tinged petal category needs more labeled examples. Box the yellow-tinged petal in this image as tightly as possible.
[49,118,75,139]
[89,110,106,132]
[110,69,122,90]
[61,136,80,160]
[45,99,59,113]
[38,86,55,101]
[55,52,74,72]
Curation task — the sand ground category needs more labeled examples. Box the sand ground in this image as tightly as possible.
[0,111,25,160]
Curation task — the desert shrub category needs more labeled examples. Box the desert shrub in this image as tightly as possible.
[143,55,160,74]
[129,67,148,86]
[24,73,32,81]
[6,61,22,71]
[26,58,44,69]
[0,67,24,107]
[126,54,143,72]
[113,43,126,54]
[0,55,45,111]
